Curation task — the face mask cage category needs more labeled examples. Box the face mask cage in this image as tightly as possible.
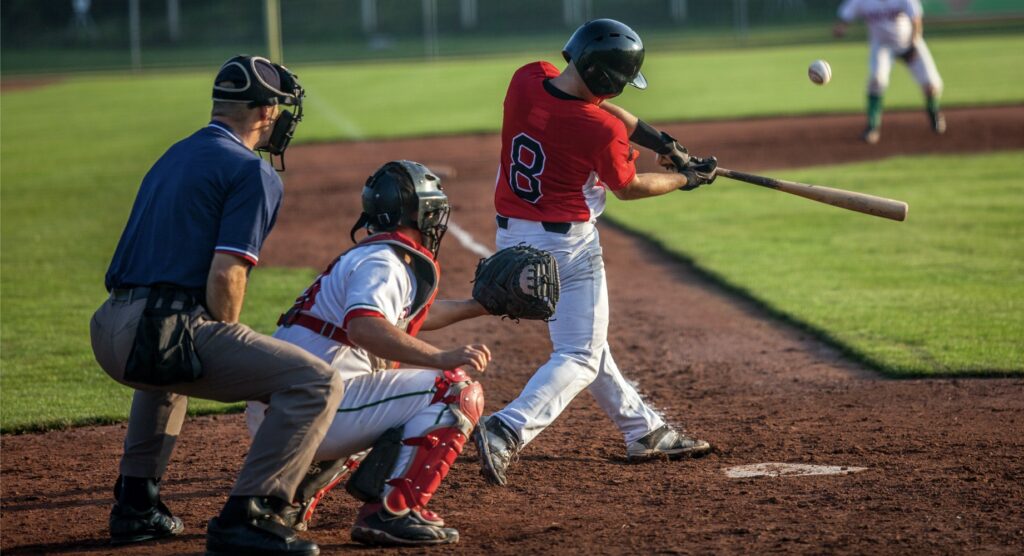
[256,65,304,171]
[418,194,451,256]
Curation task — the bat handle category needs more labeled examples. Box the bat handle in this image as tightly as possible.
[716,167,782,190]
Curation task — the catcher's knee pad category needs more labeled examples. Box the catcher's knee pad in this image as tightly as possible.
[382,371,483,517]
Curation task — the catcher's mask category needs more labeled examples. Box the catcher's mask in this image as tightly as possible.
[562,18,646,98]
[212,55,304,171]
[350,161,450,256]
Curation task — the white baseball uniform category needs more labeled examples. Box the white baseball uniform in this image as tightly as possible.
[245,233,468,500]
[839,0,943,94]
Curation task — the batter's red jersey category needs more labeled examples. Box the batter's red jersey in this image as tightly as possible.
[494,61,639,223]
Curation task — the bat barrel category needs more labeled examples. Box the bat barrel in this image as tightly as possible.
[717,167,908,222]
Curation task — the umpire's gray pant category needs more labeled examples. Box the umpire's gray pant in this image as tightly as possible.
[90,294,343,503]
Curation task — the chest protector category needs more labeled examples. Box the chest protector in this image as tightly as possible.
[278,232,440,370]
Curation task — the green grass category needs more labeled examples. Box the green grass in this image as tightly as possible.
[2,33,1022,431]
[0,267,316,433]
[606,152,1024,376]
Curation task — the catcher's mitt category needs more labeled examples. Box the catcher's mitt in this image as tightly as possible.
[472,245,559,321]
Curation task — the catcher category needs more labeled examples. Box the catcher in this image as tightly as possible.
[245,160,557,546]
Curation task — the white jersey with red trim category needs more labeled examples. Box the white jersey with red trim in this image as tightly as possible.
[274,243,417,381]
[839,0,921,49]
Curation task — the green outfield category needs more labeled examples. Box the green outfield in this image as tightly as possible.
[607,152,1024,376]
[2,33,1022,431]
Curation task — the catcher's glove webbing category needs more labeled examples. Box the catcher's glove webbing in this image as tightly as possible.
[472,245,559,321]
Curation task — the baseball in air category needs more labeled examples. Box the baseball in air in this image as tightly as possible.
[808,59,832,85]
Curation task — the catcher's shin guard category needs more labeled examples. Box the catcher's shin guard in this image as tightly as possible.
[289,451,368,531]
[382,369,484,518]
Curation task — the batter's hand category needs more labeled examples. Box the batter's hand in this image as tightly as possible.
[679,156,718,191]
[656,132,691,172]
[435,344,491,373]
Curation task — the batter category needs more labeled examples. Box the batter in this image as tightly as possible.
[474,19,716,488]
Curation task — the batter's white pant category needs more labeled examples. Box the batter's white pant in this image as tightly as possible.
[492,217,664,446]
[868,38,943,96]
[247,368,453,502]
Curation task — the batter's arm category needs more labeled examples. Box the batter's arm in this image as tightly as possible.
[420,299,490,332]
[348,316,491,372]
[612,172,689,201]
[598,101,638,136]
[206,253,249,323]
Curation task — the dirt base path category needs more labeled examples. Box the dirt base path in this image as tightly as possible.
[3,106,1023,555]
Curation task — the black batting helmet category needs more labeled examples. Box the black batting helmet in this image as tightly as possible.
[350,161,450,256]
[562,19,647,97]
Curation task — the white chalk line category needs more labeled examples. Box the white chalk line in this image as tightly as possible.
[447,220,494,258]
[724,463,868,478]
[304,91,363,138]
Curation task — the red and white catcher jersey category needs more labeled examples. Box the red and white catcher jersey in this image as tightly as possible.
[494,61,639,223]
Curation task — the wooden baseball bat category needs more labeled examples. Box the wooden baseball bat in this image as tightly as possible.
[716,167,908,222]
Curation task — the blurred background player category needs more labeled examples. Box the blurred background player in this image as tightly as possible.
[246,161,490,546]
[834,0,946,144]
[474,18,716,487]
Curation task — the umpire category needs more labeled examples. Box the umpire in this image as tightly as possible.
[90,55,342,556]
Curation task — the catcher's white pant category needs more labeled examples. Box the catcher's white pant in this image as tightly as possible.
[868,38,943,95]
[492,217,664,446]
[247,356,453,498]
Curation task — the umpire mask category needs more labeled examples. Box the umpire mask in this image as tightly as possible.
[350,161,451,257]
[212,55,305,171]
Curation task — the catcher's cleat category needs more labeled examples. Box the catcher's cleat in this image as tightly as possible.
[626,425,712,462]
[862,127,881,145]
[473,415,520,486]
[930,111,947,134]
[351,503,459,547]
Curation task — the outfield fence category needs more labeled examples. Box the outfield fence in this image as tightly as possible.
[2,0,1023,75]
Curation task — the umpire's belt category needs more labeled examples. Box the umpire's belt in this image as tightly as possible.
[110,286,202,305]
[496,215,571,234]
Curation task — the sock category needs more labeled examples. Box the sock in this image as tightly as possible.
[926,94,940,117]
[867,94,883,130]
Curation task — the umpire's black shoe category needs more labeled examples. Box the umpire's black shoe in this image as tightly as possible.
[109,475,184,545]
[351,503,459,547]
[206,496,319,556]
[109,500,184,545]
[473,415,520,487]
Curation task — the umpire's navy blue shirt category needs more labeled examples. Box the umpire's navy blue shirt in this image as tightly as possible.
[105,123,283,291]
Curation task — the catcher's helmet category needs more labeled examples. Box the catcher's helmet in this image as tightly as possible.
[562,19,647,97]
[350,161,450,256]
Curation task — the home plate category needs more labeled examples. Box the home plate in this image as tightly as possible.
[724,463,867,478]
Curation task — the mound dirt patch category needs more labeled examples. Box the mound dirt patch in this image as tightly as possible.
[3,106,1023,555]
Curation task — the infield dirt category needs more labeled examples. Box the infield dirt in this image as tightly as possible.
[3,106,1022,555]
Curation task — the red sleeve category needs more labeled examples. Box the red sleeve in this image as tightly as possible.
[594,121,639,191]
[342,308,386,329]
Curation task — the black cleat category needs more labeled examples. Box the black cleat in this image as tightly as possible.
[351,505,458,547]
[109,500,184,545]
[206,496,319,556]
[472,415,520,486]
[627,425,712,462]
